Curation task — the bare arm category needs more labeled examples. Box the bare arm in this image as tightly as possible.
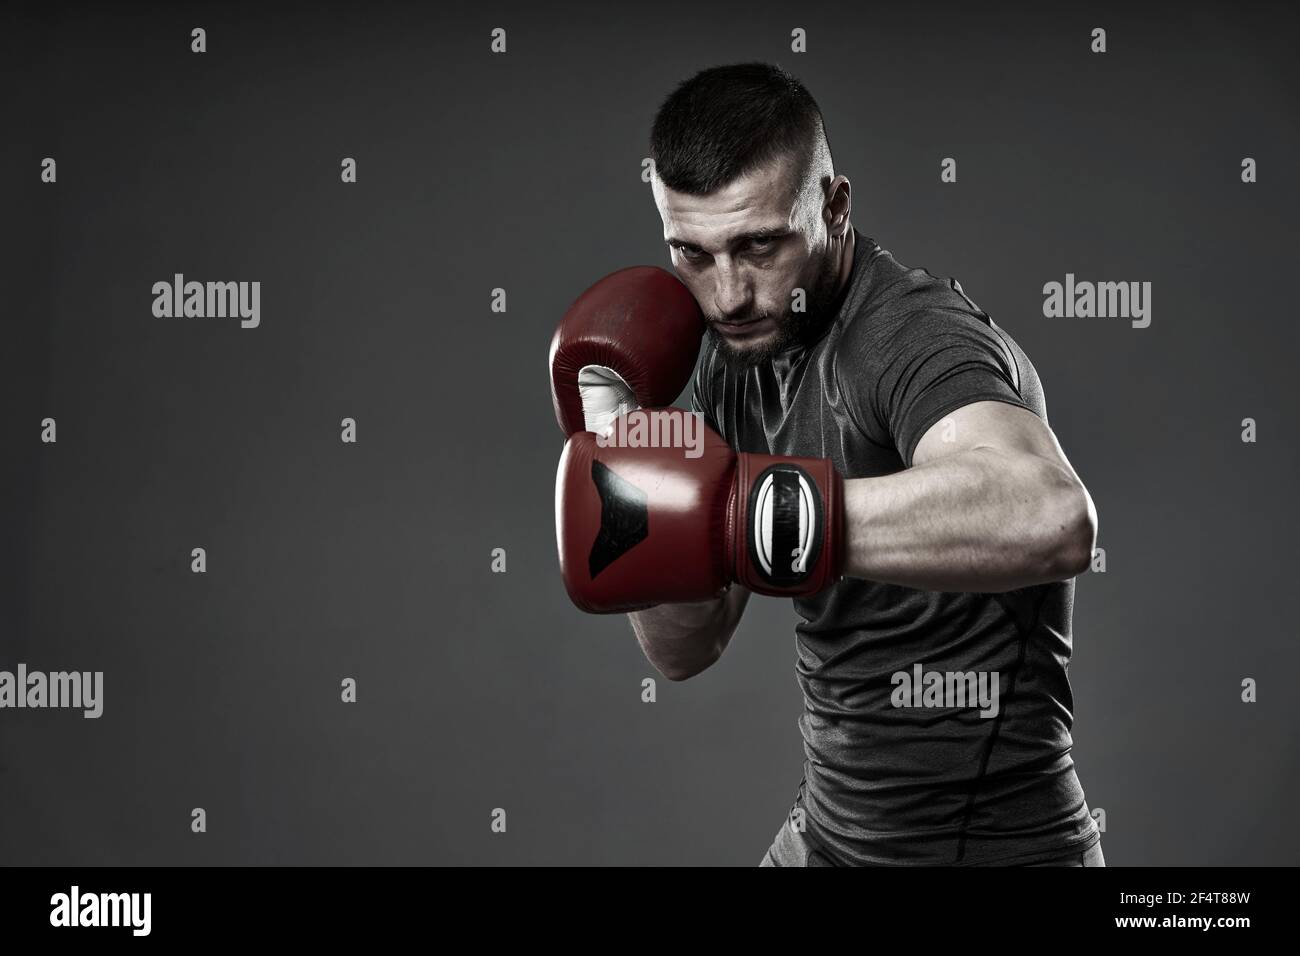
[628,586,751,681]
[844,401,1097,592]
[625,402,1091,675]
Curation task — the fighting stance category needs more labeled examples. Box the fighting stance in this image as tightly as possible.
[552,63,1104,866]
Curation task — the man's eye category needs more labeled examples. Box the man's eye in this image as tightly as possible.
[749,237,776,253]
[677,245,705,261]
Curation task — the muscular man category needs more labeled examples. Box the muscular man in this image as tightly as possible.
[559,62,1104,866]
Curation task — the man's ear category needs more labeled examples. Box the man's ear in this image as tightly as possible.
[824,175,852,236]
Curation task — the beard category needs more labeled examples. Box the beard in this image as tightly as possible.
[705,250,843,370]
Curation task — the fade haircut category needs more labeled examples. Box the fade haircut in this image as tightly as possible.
[649,62,832,202]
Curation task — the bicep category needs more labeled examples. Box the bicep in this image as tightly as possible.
[912,400,1081,479]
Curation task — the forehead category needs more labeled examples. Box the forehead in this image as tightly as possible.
[654,155,801,245]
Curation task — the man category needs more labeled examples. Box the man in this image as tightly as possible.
[554,62,1103,866]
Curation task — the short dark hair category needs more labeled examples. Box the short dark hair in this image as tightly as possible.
[649,62,828,196]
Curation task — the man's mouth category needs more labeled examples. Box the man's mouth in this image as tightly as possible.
[712,316,771,336]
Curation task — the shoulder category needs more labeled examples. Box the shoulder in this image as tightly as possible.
[834,243,998,373]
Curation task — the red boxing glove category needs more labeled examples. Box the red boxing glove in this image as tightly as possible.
[549,267,705,436]
[556,410,844,613]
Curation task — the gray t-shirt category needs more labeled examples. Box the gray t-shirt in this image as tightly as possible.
[692,231,1100,865]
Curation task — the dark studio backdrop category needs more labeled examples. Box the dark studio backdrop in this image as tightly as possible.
[2,1,1297,866]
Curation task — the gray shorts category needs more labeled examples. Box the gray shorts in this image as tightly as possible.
[759,817,1106,867]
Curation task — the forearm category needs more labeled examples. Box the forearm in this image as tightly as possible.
[628,587,749,681]
[844,447,1096,592]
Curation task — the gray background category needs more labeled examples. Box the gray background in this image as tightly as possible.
[2,0,1297,865]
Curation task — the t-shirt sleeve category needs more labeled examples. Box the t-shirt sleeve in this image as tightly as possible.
[838,308,1030,467]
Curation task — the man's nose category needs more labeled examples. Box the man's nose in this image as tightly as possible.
[713,264,753,317]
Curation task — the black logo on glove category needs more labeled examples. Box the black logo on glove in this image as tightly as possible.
[588,460,649,578]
